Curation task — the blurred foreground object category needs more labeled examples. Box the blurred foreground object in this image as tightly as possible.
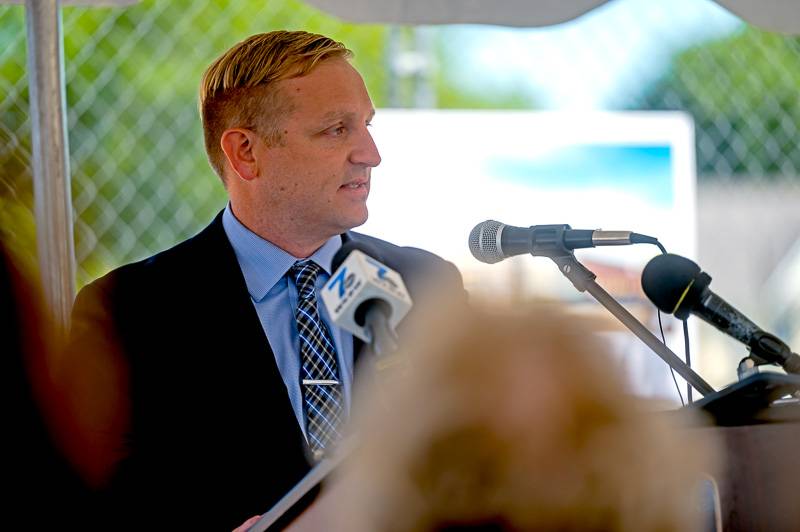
[334,301,719,532]
[1,241,96,527]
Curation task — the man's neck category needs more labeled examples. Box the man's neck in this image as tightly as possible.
[228,204,330,259]
[258,234,325,259]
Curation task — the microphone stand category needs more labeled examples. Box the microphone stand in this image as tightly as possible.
[541,247,715,397]
[363,308,399,358]
[248,437,358,531]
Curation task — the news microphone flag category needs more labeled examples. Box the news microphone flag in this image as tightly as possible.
[321,249,413,343]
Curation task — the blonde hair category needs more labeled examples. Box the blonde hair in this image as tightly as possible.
[199,31,351,181]
[336,301,717,532]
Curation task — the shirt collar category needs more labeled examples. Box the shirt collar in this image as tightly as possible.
[222,204,341,302]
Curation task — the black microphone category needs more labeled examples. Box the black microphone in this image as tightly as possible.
[469,219,660,264]
[641,253,800,374]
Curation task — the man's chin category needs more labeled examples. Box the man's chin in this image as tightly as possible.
[341,209,369,232]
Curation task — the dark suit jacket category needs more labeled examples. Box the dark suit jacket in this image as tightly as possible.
[67,211,464,530]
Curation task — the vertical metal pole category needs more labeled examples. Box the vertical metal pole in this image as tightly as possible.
[25,0,76,334]
[412,26,435,108]
[386,26,401,107]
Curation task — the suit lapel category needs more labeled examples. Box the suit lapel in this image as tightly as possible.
[193,213,308,448]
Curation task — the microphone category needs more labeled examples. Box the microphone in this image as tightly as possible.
[641,253,800,374]
[321,241,413,357]
[469,219,659,264]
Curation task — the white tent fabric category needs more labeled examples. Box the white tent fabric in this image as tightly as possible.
[305,0,800,34]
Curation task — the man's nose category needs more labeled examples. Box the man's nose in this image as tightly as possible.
[351,127,381,168]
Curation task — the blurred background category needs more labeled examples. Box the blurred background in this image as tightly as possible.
[2,0,799,397]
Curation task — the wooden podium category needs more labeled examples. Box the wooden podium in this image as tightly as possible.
[689,373,800,532]
[702,420,800,532]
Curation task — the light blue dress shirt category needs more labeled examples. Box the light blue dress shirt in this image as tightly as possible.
[221,204,353,438]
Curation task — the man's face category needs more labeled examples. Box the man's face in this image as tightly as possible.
[250,57,381,243]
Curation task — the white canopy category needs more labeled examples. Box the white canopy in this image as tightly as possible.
[306,0,800,34]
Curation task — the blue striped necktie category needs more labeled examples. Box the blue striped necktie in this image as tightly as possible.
[289,260,344,459]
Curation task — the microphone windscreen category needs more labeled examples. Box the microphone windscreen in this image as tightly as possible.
[641,253,701,314]
[469,220,505,264]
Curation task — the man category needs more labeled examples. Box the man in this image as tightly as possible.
[67,31,463,530]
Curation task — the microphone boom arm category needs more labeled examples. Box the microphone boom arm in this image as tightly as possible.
[548,251,716,396]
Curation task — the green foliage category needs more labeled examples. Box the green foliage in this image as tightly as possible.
[431,29,538,110]
[0,7,34,269]
[632,26,800,178]
[434,78,536,110]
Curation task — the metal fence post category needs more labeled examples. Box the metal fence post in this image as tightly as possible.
[25,0,76,333]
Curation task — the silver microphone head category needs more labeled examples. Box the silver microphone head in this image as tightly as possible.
[468,220,507,264]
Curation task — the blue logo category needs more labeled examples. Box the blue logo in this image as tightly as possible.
[365,257,398,290]
[328,267,348,298]
[365,257,388,279]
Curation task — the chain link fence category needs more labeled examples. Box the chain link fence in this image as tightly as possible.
[2,1,799,366]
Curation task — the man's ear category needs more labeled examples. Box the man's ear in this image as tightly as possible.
[220,128,260,181]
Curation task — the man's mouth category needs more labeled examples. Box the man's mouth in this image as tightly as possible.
[341,180,368,189]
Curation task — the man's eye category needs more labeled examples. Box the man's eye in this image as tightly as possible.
[328,125,347,136]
